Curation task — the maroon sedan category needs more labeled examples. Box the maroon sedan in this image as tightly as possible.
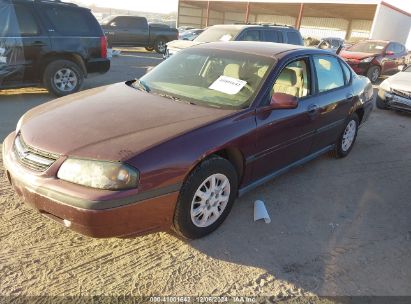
[340,40,408,83]
[3,42,374,239]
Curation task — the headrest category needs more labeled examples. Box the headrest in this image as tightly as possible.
[223,64,240,79]
[276,68,297,86]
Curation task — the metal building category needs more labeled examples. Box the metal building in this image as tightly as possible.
[177,0,411,44]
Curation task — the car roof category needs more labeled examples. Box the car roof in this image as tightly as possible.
[193,41,328,59]
[12,0,79,7]
[209,24,297,31]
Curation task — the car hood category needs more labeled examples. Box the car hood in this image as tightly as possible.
[166,39,204,50]
[19,83,236,161]
[386,72,411,92]
[340,50,378,60]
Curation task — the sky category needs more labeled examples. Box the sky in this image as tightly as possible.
[74,0,410,14]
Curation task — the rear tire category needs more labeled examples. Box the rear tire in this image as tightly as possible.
[154,38,167,54]
[173,156,238,239]
[43,60,84,97]
[366,66,380,83]
[332,113,359,158]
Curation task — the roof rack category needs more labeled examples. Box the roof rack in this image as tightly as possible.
[17,0,79,7]
[234,22,294,28]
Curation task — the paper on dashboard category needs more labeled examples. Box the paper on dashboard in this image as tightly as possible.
[209,75,247,95]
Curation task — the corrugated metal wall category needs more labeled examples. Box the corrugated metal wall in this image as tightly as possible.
[178,1,373,41]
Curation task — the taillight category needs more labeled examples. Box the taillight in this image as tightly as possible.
[101,36,107,59]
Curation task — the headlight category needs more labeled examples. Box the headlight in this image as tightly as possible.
[361,57,373,63]
[379,79,391,92]
[57,158,139,190]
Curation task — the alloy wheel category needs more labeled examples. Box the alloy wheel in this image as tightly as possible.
[190,173,231,228]
[341,120,357,152]
[53,68,78,92]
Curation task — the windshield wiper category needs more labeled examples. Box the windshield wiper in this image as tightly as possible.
[131,79,151,92]
[155,93,195,105]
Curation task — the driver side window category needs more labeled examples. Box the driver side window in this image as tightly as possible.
[272,59,310,99]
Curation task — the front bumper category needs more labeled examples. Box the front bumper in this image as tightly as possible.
[2,132,178,238]
[378,89,411,112]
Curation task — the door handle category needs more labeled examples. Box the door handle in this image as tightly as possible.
[307,104,319,115]
[346,94,354,101]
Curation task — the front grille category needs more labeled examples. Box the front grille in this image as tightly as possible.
[392,89,411,100]
[13,135,59,172]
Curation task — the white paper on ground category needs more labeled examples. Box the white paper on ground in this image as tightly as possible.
[209,75,247,95]
[254,200,271,224]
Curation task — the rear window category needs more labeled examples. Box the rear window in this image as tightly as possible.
[42,5,101,36]
[286,31,302,45]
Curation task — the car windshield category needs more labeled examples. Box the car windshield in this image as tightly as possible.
[137,48,274,109]
[347,41,387,54]
[194,27,240,43]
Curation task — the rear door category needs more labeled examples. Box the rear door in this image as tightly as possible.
[0,2,49,86]
[261,29,283,43]
[127,17,149,45]
[308,54,353,153]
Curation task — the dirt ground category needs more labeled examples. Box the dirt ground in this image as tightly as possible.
[1,109,411,298]
[1,51,411,299]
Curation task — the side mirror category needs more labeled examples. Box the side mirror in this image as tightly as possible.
[385,50,394,55]
[270,93,298,109]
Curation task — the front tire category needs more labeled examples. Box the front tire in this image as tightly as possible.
[43,60,84,97]
[173,156,238,239]
[332,113,359,158]
[376,96,388,110]
[366,65,380,83]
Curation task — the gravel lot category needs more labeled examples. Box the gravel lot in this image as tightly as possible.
[0,49,410,298]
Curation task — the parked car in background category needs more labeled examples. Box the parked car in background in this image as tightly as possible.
[339,40,408,83]
[377,65,411,112]
[166,24,304,57]
[179,29,204,41]
[0,0,110,96]
[178,26,195,33]
[3,42,373,239]
[101,16,178,53]
[317,37,345,53]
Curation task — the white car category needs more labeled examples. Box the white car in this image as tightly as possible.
[377,65,411,112]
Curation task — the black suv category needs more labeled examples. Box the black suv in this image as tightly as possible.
[166,24,304,57]
[0,0,110,96]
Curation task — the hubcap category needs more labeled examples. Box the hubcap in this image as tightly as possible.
[341,120,357,152]
[157,41,166,53]
[190,173,231,228]
[53,68,78,92]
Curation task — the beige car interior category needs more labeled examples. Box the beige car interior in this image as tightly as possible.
[272,60,309,98]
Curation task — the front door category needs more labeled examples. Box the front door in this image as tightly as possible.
[252,57,317,181]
